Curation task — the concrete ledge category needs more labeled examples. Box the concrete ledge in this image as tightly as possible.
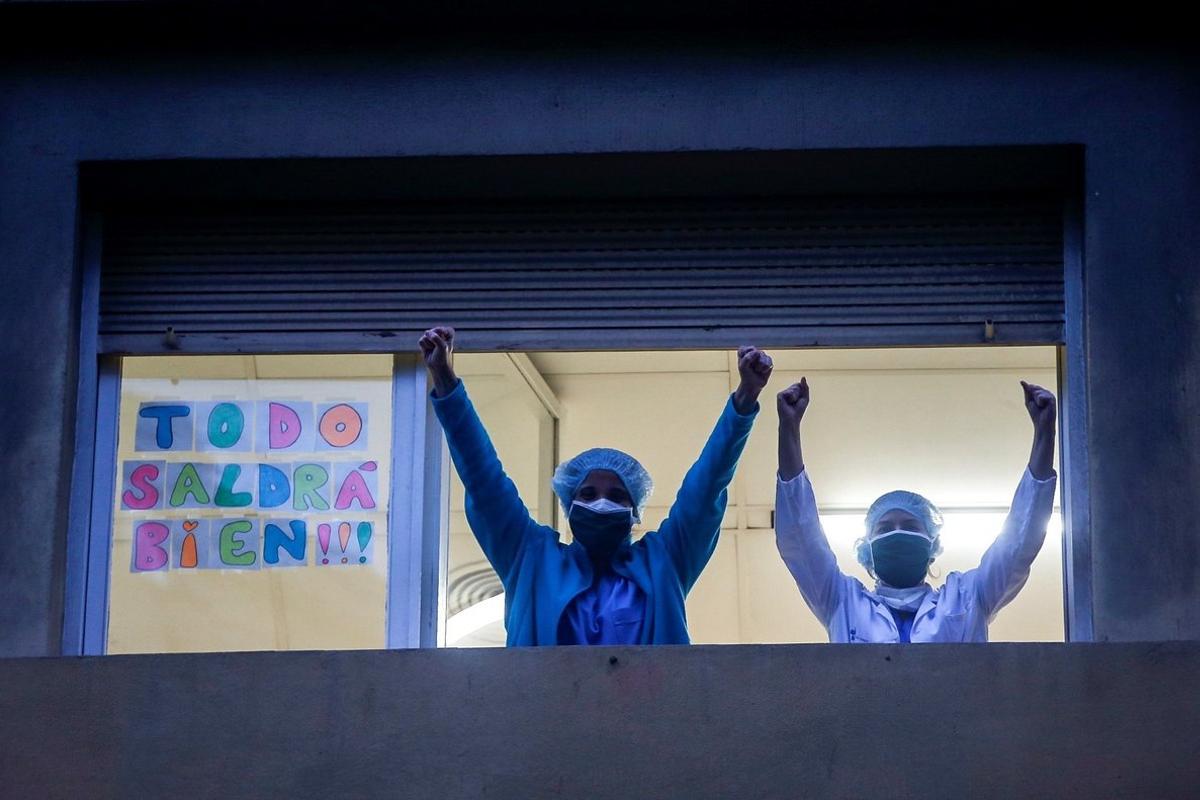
[1,642,1197,798]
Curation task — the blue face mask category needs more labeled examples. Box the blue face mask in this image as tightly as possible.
[869,531,933,588]
[569,499,634,560]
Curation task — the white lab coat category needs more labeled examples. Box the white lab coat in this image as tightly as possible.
[774,468,1057,643]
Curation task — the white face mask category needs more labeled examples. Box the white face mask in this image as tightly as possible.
[569,499,636,559]
[867,528,933,544]
[572,498,633,516]
[874,583,930,612]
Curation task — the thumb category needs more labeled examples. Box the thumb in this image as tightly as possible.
[1021,381,1035,405]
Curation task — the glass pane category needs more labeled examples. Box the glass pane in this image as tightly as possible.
[445,354,554,647]
[442,346,1064,645]
[106,355,393,653]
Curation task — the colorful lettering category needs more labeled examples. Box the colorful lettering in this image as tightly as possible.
[139,405,190,449]
[207,403,245,449]
[169,463,211,507]
[122,463,161,510]
[333,469,376,511]
[133,521,170,571]
[219,520,256,566]
[292,464,330,511]
[317,522,332,565]
[214,464,253,508]
[268,402,302,449]
[258,464,291,509]
[318,404,362,448]
[263,520,306,565]
[356,522,373,564]
[180,531,199,569]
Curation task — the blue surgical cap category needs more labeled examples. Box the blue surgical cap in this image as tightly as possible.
[865,490,945,538]
[552,447,654,521]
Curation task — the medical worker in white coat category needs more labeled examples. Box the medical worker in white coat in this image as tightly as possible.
[773,377,1058,643]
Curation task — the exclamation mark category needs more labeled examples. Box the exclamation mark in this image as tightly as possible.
[338,522,352,564]
[318,523,332,565]
[356,522,373,564]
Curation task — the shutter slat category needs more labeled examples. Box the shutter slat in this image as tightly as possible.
[102,269,1062,292]
[101,304,1065,331]
[102,250,1061,275]
[101,284,1063,313]
[105,230,1061,253]
[99,194,1064,352]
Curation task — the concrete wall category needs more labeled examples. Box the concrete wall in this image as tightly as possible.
[1,642,1197,798]
[1,14,1198,654]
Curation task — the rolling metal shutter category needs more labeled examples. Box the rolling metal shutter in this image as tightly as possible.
[98,193,1064,353]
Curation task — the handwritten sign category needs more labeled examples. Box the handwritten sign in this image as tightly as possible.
[124,400,381,572]
[134,401,367,454]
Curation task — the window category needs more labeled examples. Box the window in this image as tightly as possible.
[76,151,1082,651]
[444,355,557,646]
[105,355,394,653]
[445,346,1063,646]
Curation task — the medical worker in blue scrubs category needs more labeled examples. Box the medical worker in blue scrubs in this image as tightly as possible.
[419,326,772,646]
[773,377,1058,643]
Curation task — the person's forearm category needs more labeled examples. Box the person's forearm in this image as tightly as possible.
[733,384,759,416]
[430,381,533,578]
[778,423,804,481]
[680,394,757,499]
[430,367,458,398]
[656,393,756,582]
[1028,428,1055,480]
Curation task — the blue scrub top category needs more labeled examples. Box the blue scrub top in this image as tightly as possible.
[557,568,646,645]
[888,607,916,643]
[432,379,757,646]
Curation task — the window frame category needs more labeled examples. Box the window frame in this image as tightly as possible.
[1058,195,1093,641]
[64,169,1092,653]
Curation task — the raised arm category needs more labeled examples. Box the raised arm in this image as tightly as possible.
[657,346,771,589]
[1023,381,1057,482]
[777,379,808,481]
[970,381,1059,618]
[421,327,537,581]
[774,379,846,625]
[419,326,462,399]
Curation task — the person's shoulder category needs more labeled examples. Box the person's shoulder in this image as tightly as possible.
[528,522,563,544]
[937,571,975,600]
[516,523,572,559]
[845,574,872,597]
[630,530,661,547]
[626,530,677,560]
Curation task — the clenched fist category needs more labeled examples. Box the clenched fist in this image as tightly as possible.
[777,378,810,429]
[734,346,774,415]
[1021,381,1056,435]
[1020,380,1057,480]
[418,326,458,397]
